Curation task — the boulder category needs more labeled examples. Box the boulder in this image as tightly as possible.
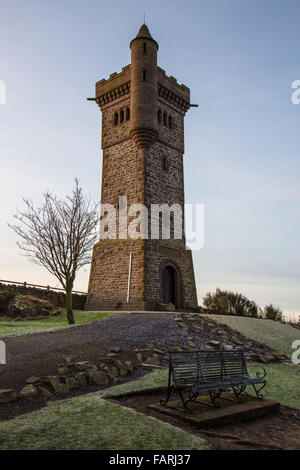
[20,384,39,398]
[110,347,121,353]
[46,376,69,394]
[0,389,19,403]
[273,352,287,361]
[125,361,134,373]
[88,370,109,385]
[223,344,234,351]
[152,348,165,355]
[63,355,74,363]
[75,372,88,386]
[26,376,42,385]
[176,322,189,329]
[57,366,69,375]
[4,294,59,320]
[38,386,53,398]
[250,353,274,363]
[62,377,78,390]
[136,353,143,362]
[116,362,129,377]
[232,337,244,346]
[145,355,161,366]
[106,366,119,378]
[75,361,97,372]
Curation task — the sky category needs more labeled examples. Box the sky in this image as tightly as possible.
[0,0,299,319]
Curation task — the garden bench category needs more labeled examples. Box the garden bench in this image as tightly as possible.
[160,349,267,413]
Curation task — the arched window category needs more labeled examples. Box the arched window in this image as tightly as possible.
[168,116,173,129]
[126,107,130,120]
[120,109,124,123]
[158,110,162,123]
[143,42,147,54]
[114,112,118,125]
[163,112,167,126]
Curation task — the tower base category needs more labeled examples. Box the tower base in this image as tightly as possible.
[85,239,198,312]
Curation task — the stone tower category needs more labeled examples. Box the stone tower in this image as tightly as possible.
[86,24,198,311]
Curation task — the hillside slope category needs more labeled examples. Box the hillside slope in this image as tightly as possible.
[201,314,299,358]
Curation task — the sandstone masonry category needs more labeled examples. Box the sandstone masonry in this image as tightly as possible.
[86,25,198,311]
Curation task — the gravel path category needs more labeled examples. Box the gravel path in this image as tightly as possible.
[0,313,178,391]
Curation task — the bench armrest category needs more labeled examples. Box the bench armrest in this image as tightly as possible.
[256,367,267,380]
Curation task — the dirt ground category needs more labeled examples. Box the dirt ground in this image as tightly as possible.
[113,390,300,450]
[0,313,179,420]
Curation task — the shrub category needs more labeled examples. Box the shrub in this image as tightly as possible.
[263,304,283,321]
[0,289,15,315]
[203,288,258,317]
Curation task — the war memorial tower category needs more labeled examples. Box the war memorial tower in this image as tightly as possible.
[86,25,198,311]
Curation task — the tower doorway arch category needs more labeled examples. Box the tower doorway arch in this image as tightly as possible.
[162,265,177,305]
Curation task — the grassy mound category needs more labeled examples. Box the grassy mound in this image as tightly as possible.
[0,363,298,450]
[201,314,299,358]
[0,387,207,450]
[0,311,127,336]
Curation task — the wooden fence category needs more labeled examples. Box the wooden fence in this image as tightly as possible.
[0,279,86,295]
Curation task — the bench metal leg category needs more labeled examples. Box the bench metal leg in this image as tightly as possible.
[160,369,192,412]
[161,386,192,413]
[160,384,174,407]
[184,390,222,411]
[218,385,246,403]
[160,368,173,407]
[233,385,246,402]
[252,382,266,400]
[223,383,266,401]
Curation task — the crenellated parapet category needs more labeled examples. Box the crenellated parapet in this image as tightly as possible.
[158,83,190,113]
[95,65,131,108]
[95,81,131,108]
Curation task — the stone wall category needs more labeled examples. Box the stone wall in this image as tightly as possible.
[0,283,86,310]
[86,239,145,310]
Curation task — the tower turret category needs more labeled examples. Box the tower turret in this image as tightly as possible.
[130,24,158,149]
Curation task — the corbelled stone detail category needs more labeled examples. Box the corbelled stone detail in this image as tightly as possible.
[158,83,190,112]
[130,127,158,149]
[96,81,131,107]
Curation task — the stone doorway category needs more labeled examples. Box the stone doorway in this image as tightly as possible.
[162,265,177,305]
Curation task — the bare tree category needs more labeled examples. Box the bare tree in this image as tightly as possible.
[9,179,99,324]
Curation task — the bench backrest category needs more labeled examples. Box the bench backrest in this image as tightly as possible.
[196,351,223,383]
[169,352,200,387]
[169,350,247,387]
[222,350,247,377]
